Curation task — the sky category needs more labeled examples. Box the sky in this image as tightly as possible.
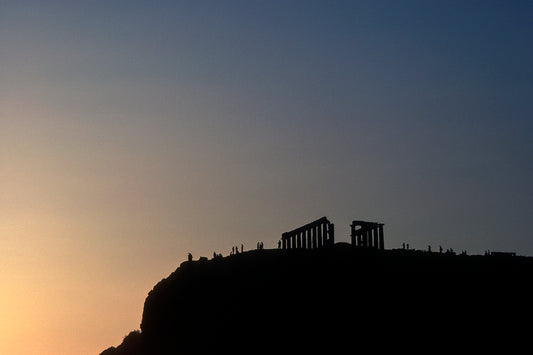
[1,0,533,353]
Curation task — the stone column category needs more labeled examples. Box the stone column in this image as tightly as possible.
[317,223,323,247]
[318,224,322,247]
[328,223,334,245]
[325,223,331,245]
[378,224,384,250]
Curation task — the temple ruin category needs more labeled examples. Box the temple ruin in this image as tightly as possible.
[350,220,384,250]
[281,217,335,250]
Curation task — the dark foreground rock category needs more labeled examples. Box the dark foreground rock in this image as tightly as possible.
[101,244,533,354]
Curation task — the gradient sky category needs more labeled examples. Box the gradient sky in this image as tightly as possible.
[2,1,533,353]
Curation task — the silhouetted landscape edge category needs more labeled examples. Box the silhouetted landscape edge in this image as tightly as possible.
[101,243,533,354]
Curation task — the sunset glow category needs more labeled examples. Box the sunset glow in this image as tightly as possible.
[2,1,532,353]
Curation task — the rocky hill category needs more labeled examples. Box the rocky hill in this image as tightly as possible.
[101,243,533,354]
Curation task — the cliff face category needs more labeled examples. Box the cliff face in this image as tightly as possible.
[101,244,533,354]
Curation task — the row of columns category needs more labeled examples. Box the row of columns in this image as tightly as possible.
[282,218,385,251]
[350,221,384,250]
[282,218,334,250]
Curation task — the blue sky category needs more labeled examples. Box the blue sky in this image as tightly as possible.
[1,1,533,353]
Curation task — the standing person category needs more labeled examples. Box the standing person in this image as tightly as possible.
[241,244,244,253]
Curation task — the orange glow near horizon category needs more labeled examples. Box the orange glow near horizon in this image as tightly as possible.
[0,211,168,354]
[0,129,178,354]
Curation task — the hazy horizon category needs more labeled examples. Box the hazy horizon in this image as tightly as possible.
[2,1,532,354]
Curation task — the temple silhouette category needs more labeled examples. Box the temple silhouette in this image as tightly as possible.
[281,216,335,249]
[281,216,385,250]
[350,220,384,249]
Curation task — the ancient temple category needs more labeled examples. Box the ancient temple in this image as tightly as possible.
[281,217,335,250]
[350,220,384,250]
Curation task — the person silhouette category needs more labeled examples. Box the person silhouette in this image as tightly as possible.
[188,253,192,262]
[278,240,281,249]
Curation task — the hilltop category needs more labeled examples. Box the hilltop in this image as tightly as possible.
[101,243,533,354]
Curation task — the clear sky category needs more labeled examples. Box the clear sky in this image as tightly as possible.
[1,1,532,353]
